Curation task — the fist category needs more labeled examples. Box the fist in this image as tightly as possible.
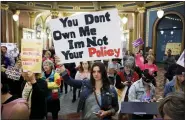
[54,55,66,73]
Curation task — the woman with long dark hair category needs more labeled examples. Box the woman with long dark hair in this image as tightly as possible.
[56,57,119,120]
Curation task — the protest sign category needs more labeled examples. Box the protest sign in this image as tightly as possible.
[5,66,21,81]
[132,38,144,47]
[21,39,43,73]
[176,50,185,67]
[1,43,19,57]
[49,9,122,63]
[165,43,181,55]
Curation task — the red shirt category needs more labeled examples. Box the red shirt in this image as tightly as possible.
[142,63,158,75]
[117,70,139,83]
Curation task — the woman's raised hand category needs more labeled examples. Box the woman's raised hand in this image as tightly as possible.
[54,55,66,73]
[54,55,61,65]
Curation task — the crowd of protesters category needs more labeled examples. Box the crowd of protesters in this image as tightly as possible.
[1,45,184,120]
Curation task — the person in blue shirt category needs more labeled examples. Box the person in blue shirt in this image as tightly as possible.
[1,54,11,68]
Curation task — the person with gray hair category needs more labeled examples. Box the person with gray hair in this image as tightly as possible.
[117,60,139,101]
[42,59,61,120]
[127,56,135,68]
[158,92,185,120]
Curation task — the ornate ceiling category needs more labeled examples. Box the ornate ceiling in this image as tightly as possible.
[1,1,172,13]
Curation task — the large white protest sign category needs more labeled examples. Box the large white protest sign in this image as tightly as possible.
[177,50,185,67]
[49,9,122,63]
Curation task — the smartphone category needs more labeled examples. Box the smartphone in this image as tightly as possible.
[93,112,99,115]
[127,81,131,83]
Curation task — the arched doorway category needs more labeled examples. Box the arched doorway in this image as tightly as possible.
[152,12,185,62]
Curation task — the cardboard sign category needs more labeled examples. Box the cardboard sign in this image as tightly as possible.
[176,50,185,67]
[49,9,122,63]
[165,43,181,55]
[21,39,43,73]
[132,38,144,47]
[5,66,21,81]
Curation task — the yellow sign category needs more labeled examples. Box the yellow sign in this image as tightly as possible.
[165,43,181,55]
[21,39,43,73]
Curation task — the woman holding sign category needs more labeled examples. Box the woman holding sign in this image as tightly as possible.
[55,56,119,120]
[7,58,24,97]
[21,71,48,119]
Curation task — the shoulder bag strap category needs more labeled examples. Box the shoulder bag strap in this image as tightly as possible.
[93,89,101,109]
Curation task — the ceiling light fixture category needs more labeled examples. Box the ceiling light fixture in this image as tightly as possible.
[122,16,128,24]
[157,2,164,19]
[12,10,20,21]
[157,9,164,19]
[160,30,164,35]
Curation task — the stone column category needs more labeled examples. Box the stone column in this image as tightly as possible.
[12,10,20,46]
[133,12,138,40]
[28,12,35,29]
[132,12,138,53]
[137,7,145,40]
[1,4,9,43]
[137,7,146,50]
[14,21,19,47]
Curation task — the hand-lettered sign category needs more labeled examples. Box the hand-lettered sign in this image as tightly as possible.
[132,38,144,47]
[21,39,43,73]
[49,9,122,63]
[5,66,22,81]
